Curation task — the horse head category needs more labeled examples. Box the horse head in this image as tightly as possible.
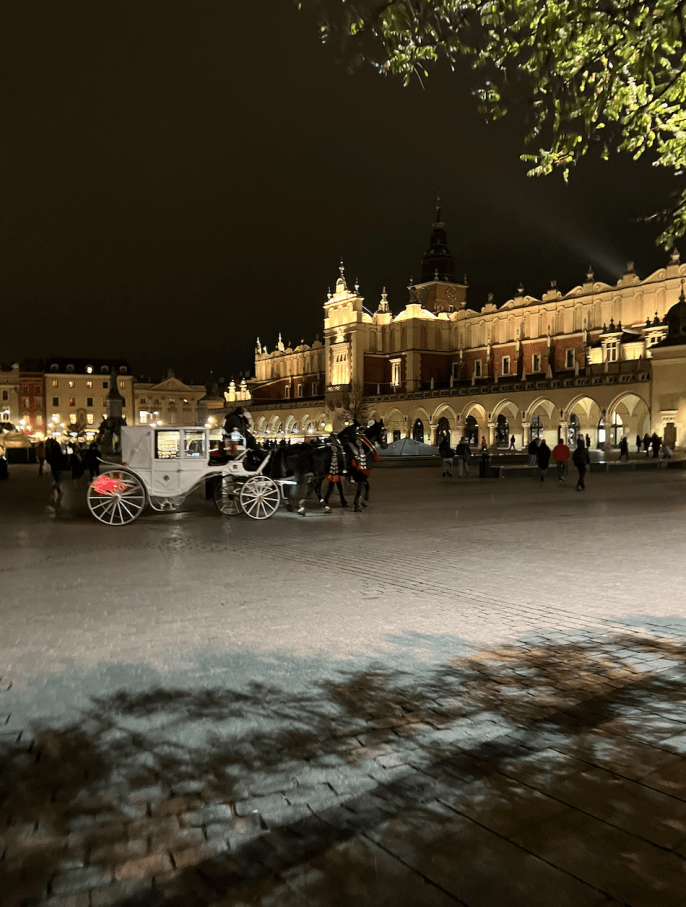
[364,419,388,449]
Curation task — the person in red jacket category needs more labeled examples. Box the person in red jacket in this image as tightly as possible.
[552,437,571,482]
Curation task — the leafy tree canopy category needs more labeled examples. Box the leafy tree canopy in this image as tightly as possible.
[298,0,686,248]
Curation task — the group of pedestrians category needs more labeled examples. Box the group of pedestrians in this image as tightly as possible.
[528,435,590,490]
[45,438,101,500]
[439,436,472,477]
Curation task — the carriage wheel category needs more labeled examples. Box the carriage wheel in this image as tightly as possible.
[214,475,242,516]
[239,475,281,520]
[87,468,147,525]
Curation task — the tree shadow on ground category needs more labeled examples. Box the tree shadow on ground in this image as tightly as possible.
[1,629,686,905]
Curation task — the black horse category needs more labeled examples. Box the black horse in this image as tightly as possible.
[266,420,387,515]
[338,420,387,511]
[312,420,388,513]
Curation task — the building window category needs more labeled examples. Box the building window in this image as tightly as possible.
[284,385,290,398]
[68,380,75,388]
[86,414,94,425]
[36,415,43,426]
[297,384,303,397]
[169,412,177,424]
[50,364,58,372]
[100,366,108,374]
[66,364,74,373]
[87,397,93,407]
[606,341,618,362]
[119,381,126,389]
[52,397,59,406]
[532,354,541,372]
[391,358,401,387]
[103,381,108,389]
[312,382,318,395]
[474,360,482,378]
[502,356,510,376]
[140,398,146,404]
[565,349,575,368]
[52,379,58,387]
[86,380,93,389]
[23,396,30,408]
[1,390,8,402]
[140,411,148,424]
[69,397,76,407]
[69,414,77,424]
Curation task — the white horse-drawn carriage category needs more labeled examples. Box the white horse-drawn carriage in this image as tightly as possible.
[86,425,280,525]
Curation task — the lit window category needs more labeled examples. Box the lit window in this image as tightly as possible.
[69,414,77,424]
[86,366,93,374]
[156,430,181,459]
[284,386,290,398]
[86,380,93,389]
[69,397,76,407]
[391,358,401,386]
[140,412,148,424]
[183,430,206,457]
[119,381,125,389]
[606,341,618,362]
[86,414,94,425]
[36,415,43,426]
[52,379,58,388]
[502,356,510,375]
[68,380,75,388]
[297,385,303,397]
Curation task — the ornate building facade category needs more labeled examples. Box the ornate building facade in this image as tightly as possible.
[249,207,686,451]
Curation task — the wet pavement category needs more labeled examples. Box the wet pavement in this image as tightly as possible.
[1,461,686,906]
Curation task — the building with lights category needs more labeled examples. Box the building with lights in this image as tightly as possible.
[248,207,686,451]
[41,358,134,438]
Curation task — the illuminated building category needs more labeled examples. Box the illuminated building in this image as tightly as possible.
[249,208,686,450]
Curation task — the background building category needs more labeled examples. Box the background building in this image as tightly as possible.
[249,211,686,451]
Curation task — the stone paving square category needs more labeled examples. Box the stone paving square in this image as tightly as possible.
[1,463,686,905]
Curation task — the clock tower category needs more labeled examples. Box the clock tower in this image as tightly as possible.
[414,200,467,313]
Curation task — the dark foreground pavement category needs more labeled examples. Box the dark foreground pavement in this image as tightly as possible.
[1,463,685,906]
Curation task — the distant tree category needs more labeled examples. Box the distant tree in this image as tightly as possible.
[342,382,371,426]
[298,0,686,248]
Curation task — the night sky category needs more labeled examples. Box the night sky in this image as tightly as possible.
[1,2,680,385]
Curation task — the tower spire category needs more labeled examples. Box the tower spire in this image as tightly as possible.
[421,200,455,283]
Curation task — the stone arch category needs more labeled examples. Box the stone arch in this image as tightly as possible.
[432,404,458,446]
[606,391,651,443]
[461,401,487,446]
[562,394,603,448]
[383,406,406,441]
[255,415,267,432]
[523,396,558,445]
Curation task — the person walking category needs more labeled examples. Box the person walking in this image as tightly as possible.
[552,437,570,481]
[84,441,101,480]
[536,439,551,482]
[618,436,629,461]
[509,434,516,450]
[36,439,46,476]
[527,436,539,468]
[643,432,651,455]
[651,432,661,459]
[439,436,454,477]
[635,434,642,454]
[46,437,66,501]
[573,438,591,491]
[455,437,471,476]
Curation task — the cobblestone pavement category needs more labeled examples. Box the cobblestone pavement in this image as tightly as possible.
[1,462,686,906]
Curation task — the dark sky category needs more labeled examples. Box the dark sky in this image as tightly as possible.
[1,1,679,384]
